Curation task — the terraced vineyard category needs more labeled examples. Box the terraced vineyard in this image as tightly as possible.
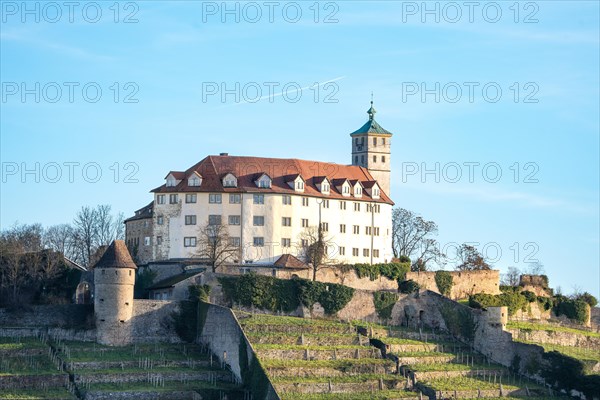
[238,313,419,400]
[238,314,568,400]
[0,336,74,399]
[0,335,245,400]
[507,320,600,374]
[364,323,561,399]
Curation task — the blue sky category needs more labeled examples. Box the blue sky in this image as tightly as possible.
[1,1,598,297]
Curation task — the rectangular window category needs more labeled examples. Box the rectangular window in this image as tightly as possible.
[185,215,197,225]
[253,237,264,247]
[352,248,359,257]
[157,216,164,225]
[169,194,178,204]
[253,216,265,226]
[340,201,346,210]
[353,225,360,234]
[374,227,380,236]
[373,249,380,258]
[144,236,151,246]
[209,194,222,204]
[322,199,329,208]
[228,215,241,225]
[282,238,291,247]
[185,194,197,203]
[363,248,370,257]
[302,197,309,206]
[340,224,346,233]
[320,222,329,232]
[366,226,372,235]
[282,195,292,205]
[301,239,308,247]
[156,236,162,245]
[229,237,241,247]
[157,195,165,204]
[339,246,345,256]
[301,218,309,228]
[229,194,241,204]
[354,202,360,212]
[208,215,222,225]
[184,237,197,247]
[253,194,264,204]
[282,217,292,227]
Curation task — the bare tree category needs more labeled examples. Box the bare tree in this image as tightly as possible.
[297,226,334,281]
[0,224,43,303]
[44,224,75,258]
[455,244,491,271]
[392,208,445,270]
[525,261,545,276]
[72,206,99,267]
[196,222,239,273]
[501,266,521,286]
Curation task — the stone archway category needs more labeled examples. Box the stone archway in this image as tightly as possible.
[76,282,91,304]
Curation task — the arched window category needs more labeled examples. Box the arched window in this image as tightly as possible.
[354,156,358,164]
[373,137,377,146]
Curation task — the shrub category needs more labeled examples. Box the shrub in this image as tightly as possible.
[521,290,537,303]
[576,292,598,308]
[373,291,398,320]
[351,262,410,282]
[398,280,420,294]
[434,270,453,297]
[398,255,411,263]
[537,296,554,311]
[189,284,211,302]
[469,291,527,316]
[218,274,354,316]
[554,298,589,324]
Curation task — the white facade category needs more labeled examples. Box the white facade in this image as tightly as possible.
[151,191,393,265]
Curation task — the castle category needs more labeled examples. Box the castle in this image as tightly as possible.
[125,102,394,268]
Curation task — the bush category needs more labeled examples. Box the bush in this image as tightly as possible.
[398,280,420,294]
[218,274,354,316]
[352,262,410,282]
[398,255,411,263]
[434,270,453,297]
[537,296,554,311]
[373,291,398,320]
[189,284,211,302]
[469,291,528,316]
[554,298,589,324]
[521,290,537,303]
[576,292,598,308]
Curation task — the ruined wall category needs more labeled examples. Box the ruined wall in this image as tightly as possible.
[395,291,545,374]
[406,270,501,299]
[210,268,499,297]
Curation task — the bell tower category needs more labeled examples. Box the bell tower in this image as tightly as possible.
[350,100,393,197]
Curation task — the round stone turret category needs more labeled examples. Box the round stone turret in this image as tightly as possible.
[93,240,137,346]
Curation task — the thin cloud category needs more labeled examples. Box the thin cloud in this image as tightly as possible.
[1,29,114,62]
[212,76,346,109]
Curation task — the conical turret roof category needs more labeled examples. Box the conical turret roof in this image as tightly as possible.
[93,240,137,269]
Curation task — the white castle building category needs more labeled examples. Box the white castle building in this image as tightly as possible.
[125,102,394,267]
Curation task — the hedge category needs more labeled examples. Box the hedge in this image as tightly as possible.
[352,262,410,282]
[218,274,354,316]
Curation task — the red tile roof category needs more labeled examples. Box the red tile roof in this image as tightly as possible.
[274,254,309,269]
[151,155,393,205]
[94,240,137,270]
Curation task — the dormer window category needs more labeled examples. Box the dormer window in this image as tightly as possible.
[166,177,177,187]
[296,181,304,190]
[256,173,271,189]
[343,185,350,194]
[188,172,202,187]
[222,173,237,188]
